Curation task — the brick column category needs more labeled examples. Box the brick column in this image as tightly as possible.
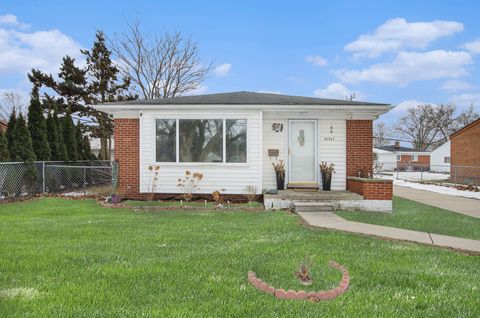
[346,120,373,178]
[114,118,140,198]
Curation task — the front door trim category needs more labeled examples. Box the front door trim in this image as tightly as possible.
[287,119,318,184]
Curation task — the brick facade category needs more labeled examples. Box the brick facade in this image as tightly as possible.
[114,118,141,199]
[347,177,393,200]
[345,120,392,200]
[450,119,480,185]
[398,154,430,165]
[114,117,393,201]
[397,154,430,170]
[346,120,373,177]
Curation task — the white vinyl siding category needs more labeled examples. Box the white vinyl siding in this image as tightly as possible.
[262,113,346,190]
[262,118,288,188]
[318,120,346,190]
[430,140,450,172]
[140,109,262,194]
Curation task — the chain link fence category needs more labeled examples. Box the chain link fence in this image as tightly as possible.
[0,160,116,201]
[374,162,480,185]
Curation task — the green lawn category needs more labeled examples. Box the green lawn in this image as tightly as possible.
[336,197,480,240]
[0,198,479,317]
[123,200,263,209]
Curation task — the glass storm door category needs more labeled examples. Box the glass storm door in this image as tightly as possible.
[288,120,317,183]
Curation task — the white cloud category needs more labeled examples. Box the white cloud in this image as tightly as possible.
[392,100,432,113]
[314,82,364,100]
[0,14,30,29]
[345,18,463,58]
[440,80,473,92]
[305,55,328,67]
[0,27,83,76]
[450,93,480,106]
[184,84,208,95]
[462,39,480,55]
[213,63,231,77]
[336,50,472,85]
[257,90,281,94]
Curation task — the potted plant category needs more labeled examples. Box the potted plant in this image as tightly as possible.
[320,161,335,191]
[272,160,285,190]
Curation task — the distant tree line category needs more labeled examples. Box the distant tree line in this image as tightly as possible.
[0,86,94,162]
[374,104,479,151]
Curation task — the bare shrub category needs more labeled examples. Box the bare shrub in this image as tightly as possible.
[147,165,160,201]
[176,170,203,202]
[243,185,258,206]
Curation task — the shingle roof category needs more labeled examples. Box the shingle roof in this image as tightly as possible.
[106,91,390,106]
[376,145,429,152]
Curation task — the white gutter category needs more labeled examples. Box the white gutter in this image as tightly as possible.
[94,103,392,115]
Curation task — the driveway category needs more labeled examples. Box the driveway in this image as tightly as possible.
[394,186,480,219]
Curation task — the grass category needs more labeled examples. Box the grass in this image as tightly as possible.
[336,197,480,240]
[0,198,479,317]
[123,200,263,209]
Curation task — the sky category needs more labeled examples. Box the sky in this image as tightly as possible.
[1,0,480,124]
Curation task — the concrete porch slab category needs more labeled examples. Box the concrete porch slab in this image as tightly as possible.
[264,190,392,212]
[265,190,363,201]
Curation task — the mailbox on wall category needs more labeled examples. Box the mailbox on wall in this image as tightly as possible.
[268,149,279,159]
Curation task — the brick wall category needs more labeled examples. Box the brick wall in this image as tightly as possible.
[347,178,393,200]
[114,118,141,198]
[451,119,480,185]
[346,120,373,178]
[398,154,430,165]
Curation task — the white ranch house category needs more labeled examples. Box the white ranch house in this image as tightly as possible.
[96,92,393,211]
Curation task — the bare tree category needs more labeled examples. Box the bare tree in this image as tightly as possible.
[107,20,212,99]
[1,91,25,120]
[455,104,479,129]
[425,103,479,146]
[394,103,479,150]
[394,104,440,151]
[373,121,388,147]
[428,104,457,144]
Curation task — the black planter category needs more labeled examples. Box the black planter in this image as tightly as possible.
[321,172,332,191]
[276,175,285,190]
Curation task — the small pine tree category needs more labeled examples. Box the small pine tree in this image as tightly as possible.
[46,112,62,160]
[75,120,84,160]
[54,111,68,161]
[13,113,36,162]
[0,130,10,161]
[63,110,78,161]
[27,86,51,160]
[6,109,17,160]
[82,135,94,160]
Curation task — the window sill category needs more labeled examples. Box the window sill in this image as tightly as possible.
[152,162,251,167]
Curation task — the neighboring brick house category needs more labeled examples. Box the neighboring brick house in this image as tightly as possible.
[95,92,393,210]
[0,119,7,133]
[450,118,480,185]
[375,142,430,171]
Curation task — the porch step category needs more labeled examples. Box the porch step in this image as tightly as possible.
[287,183,319,190]
[294,201,334,212]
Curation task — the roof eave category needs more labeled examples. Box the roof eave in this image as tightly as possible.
[94,103,392,116]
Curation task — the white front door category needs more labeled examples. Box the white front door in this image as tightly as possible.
[288,120,317,183]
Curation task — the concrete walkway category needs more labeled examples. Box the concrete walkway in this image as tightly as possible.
[298,211,480,253]
[394,186,480,219]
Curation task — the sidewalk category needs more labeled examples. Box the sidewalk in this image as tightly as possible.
[394,186,480,219]
[298,211,480,253]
